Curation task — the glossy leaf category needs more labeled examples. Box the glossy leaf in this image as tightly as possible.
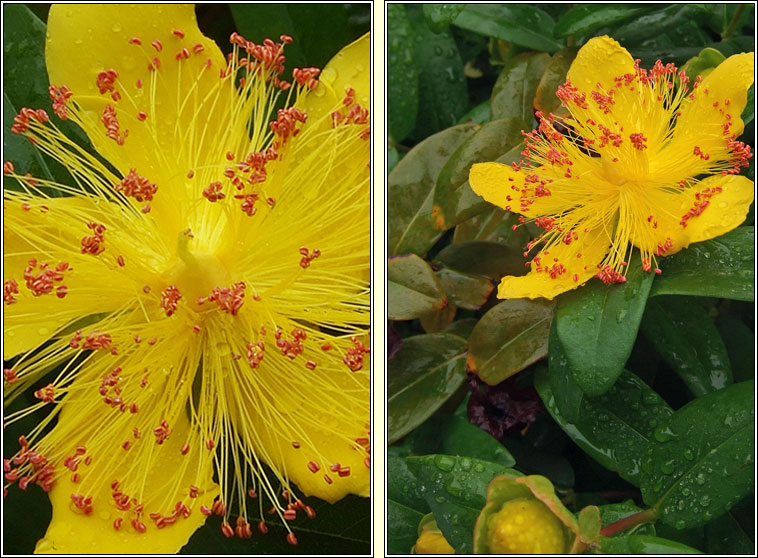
[457,99,491,125]
[599,501,656,536]
[452,206,529,248]
[406,455,520,553]
[387,455,429,554]
[434,240,526,280]
[547,319,584,423]
[641,381,754,529]
[490,52,551,124]
[453,5,563,53]
[612,5,710,46]
[387,4,418,143]
[388,254,447,320]
[554,5,653,38]
[422,4,465,34]
[419,300,457,334]
[388,124,478,256]
[388,334,468,444]
[715,313,755,383]
[641,297,732,397]
[681,46,726,84]
[598,535,703,554]
[442,318,478,340]
[704,497,754,555]
[407,6,468,140]
[554,259,655,397]
[536,369,673,487]
[650,227,754,301]
[432,118,526,231]
[387,501,424,555]
[436,268,494,310]
[467,299,554,385]
[534,47,578,116]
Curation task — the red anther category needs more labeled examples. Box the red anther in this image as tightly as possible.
[5,470,19,482]
[3,459,10,472]
[256,520,268,534]
[307,461,320,473]
[122,441,131,450]
[3,368,17,383]
[207,281,246,314]
[95,69,119,95]
[153,420,170,445]
[206,439,215,450]
[338,466,351,477]
[140,375,148,387]
[132,519,147,533]
[34,383,56,403]
[71,473,80,483]
[3,161,14,174]
[344,337,370,372]
[305,505,316,518]
[655,268,662,275]
[136,79,143,88]
[284,509,296,520]
[226,151,235,161]
[160,285,182,317]
[200,505,212,516]
[305,360,317,370]
[237,193,259,216]
[247,488,258,498]
[148,337,157,345]
[151,39,163,51]
[19,476,30,490]
[129,37,142,45]
[266,196,276,207]
[203,181,225,202]
[629,133,647,150]
[291,441,300,449]
[113,517,123,530]
[323,474,333,485]
[280,34,293,44]
[129,402,139,414]
[189,485,199,498]
[212,500,226,516]
[176,48,190,60]
[137,111,147,121]
[192,43,205,54]
[364,456,371,469]
[101,104,126,145]
[329,463,340,472]
[180,442,190,455]
[287,532,298,545]
[172,29,185,38]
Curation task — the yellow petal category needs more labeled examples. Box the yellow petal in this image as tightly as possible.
[469,162,570,218]
[45,4,228,226]
[36,405,218,554]
[303,32,370,129]
[630,175,754,257]
[497,225,610,300]
[566,36,636,94]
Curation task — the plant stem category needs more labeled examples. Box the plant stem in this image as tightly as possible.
[723,5,746,39]
[599,507,659,538]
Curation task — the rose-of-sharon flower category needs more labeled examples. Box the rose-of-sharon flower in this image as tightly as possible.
[469,36,754,300]
[3,4,370,554]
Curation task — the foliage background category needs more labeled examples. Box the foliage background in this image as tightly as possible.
[2,3,370,555]
[388,3,755,555]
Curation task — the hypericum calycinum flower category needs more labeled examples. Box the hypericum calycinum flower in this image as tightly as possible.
[470,36,754,299]
[3,5,369,553]
[486,497,566,554]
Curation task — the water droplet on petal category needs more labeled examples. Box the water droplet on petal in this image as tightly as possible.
[321,67,337,85]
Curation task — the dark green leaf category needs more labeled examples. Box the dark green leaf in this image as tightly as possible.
[704,496,755,555]
[388,254,447,320]
[598,534,703,554]
[388,124,478,256]
[387,146,400,174]
[650,227,754,301]
[641,297,732,397]
[422,4,465,34]
[418,300,457,334]
[641,381,754,529]
[612,5,710,46]
[434,240,526,280]
[466,299,554,385]
[457,99,491,125]
[490,52,551,124]
[554,5,653,38]
[432,118,527,231]
[387,4,418,143]
[681,47,726,84]
[388,334,468,444]
[599,501,656,536]
[547,319,584,423]
[436,268,493,310]
[500,434,575,490]
[742,83,754,126]
[407,6,468,139]
[554,259,655,397]
[387,501,423,555]
[536,369,673,487]
[453,5,563,53]
[715,313,755,382]
[442,318,478,340]
[534,47,578,115]
[452,206,529,248]
[406,454,520,553]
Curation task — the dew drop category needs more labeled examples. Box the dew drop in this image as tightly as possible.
[473,463,484,473]
[681,487,691,496]
[653,425,676,442]
[111,23,122,33]
[38,326,50,336]
[36,538,54,552]
[435,495,446,503]
[434,455,455,472]
[660,459,676,475]
[321,67,337,85]
[699,495,711,507]
[683,448,695,460]
[98,510,111,521]
[676,499,686,511]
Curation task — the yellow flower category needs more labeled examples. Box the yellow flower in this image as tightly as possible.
[485,497,566,554]
[411,518,455,554]
[3,4,370,553]
[469,36,754,300]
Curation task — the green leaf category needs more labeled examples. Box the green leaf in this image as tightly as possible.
[640,297,732,397]
[681,47,726,84]
[388,254,447,320]
[434,240,526,280]
[388,124,478,256]
[466,299,554,385]
[442,318,478,340]
[536,369,673,487]
[387,455,429,554]
[387,501,424,554]
[704,497,755,555]
[534,47,578,115]
[182,495,369,554]
[388,146,400,174]
[453,5,564,53]
[407,6,468,140]
[432,118,527,231]
[612,5,710,46]
[418,300,457,334]
[598,534,703,554]
[547,319,584,423]
[641,381,754,529]
[457,99,491,125]
[715,313,756,383]
[406,455,520,553]
[387,4,418,143]
[553,5,654,38]
[578,505,602,543]
[554,259,655,397]
[742,83,754,126]
[452,206,529,248]
[490,52,551,124]
[599,501,656,536]
[422,4,465,34]
[436,268,493,310]
[650,227,754,301]
[388,334,468,444]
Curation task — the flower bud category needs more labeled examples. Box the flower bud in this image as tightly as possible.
[486,497,566,554]
[412,518,454,554]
